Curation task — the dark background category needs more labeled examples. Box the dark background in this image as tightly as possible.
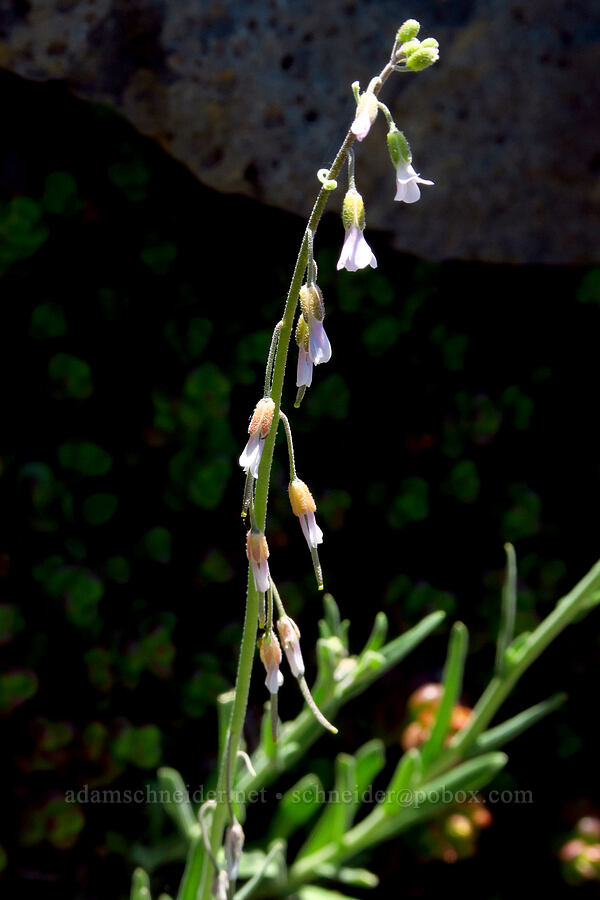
[1,66,600,899]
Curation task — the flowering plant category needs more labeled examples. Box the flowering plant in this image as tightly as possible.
[129,21,600,900]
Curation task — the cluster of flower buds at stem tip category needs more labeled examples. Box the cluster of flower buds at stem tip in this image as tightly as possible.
[288,477,324,589]
[337,188,377,272]
[394,19,440,71]
[239,397,275,479]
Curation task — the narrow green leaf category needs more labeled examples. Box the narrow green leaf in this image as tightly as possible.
[323,594,341,636]
[360,612,388,656]
[379,611,446,670]
[298,755,355,859]
[314,864,378,888]
[177,836,205,900]
[354,739,386,802]
[158,767,199,840]
[268,774,323,841]
[470,693,566,755]
[383,748,421,816]
[217,690,235,761]
[421,622,469,767]
[131,868,151,900]
[297,887,362,900]
[495,543,517,675]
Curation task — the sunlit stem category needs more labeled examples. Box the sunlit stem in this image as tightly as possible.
[199,801,219,873]
[271,580,287,619]
[279,411,297,481]
[264,321,283,398]
[294,385,307,409]
[306,229,316,286]
[298,674,338,734]
[377,100,395,129]
[347,147,356,191]
[236,750,256,778]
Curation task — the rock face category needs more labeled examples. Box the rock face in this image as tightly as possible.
[0,0,598,264]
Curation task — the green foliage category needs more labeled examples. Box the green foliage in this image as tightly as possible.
[388,477,429,528]
[30,302,67,339]
[0,195,48,272]
[58,440,113,476]
[0,668,39,715]
[48,353,93,399]
[42,172,82,217]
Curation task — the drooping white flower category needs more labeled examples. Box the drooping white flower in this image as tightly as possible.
[239,397,275,479]
[351,91,378,142]
[260,630,283,694]
[336,225,377,272]
[246,528,270,593]
[299,284,332,365]
[394,160,434,204]
[336,188,377,272]
[387,126,433,204]
[307,316,332,364]
[288,478,323,550]
[225,823,244,883]
[277,616,305,678]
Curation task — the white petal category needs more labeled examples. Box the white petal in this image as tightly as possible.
[252,558,270,593]
[285,644,305,678]
[239,431,260,472]
[354,232,377,270]
[297,348,313,387]
[351,109,371,142]
[308,317,332,365]
[265,665,283,694]
[307,511,324,546]
[336,228,357,272]
[403,179,422,203]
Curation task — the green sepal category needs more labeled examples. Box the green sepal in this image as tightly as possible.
[360,611,388,655]
[387,127,412,168]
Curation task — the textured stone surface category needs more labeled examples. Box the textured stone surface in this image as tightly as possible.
[1,0,598,264]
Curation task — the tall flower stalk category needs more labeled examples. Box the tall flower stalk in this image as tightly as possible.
[198,22,440,899]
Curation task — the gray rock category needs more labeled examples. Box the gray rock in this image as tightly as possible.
[1,0,598,264]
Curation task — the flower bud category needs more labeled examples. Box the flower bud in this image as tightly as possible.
[212,870,229,900]
[225,822,245,882]
[260,629,283,694]
[397,18,420,42]
[445,813,474,840]
[399,39,421,57]
[277,615,305,677]
[341,188,365,232]
[405,46,439,71]
[421,37,439,49]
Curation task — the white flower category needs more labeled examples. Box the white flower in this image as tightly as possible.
[260,631,284,694]
[297,347,313,388]
[351,90,378,142]
[288,478,323,550]
[277,616,305,678]
[239,397,275,478]
[246,529,270,593]
[394,161,434,204]
[336,225,377,272]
